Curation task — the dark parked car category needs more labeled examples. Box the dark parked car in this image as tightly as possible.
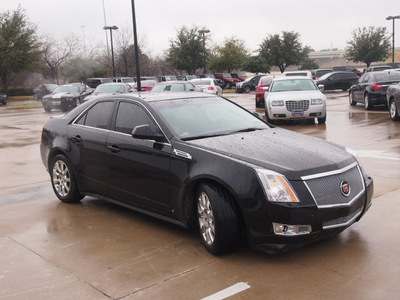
[382,62,400,69]
[235,75,264,93]
[311,69,333,80]
[316,72,359,91]
[156,75,178,82]
[40,93,373,254]
[387,82,400,121]
[349,70,400,110]
[87,78,113,89]
[151,81,196,92]
[33,84,59,100]
[255,75,274,108]
[41,83,93,112]
[0,92,7,105]
[333,66,362,77]
[231,72,247,81]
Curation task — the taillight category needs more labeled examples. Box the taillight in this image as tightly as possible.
[372,84,383,90]
[208,86,215,90]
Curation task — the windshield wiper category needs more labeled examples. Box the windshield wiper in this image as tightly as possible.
[229,127,265,134]
[181,132,230,141]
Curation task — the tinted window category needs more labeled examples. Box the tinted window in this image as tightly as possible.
[115,102,158,134]
[81,101,114,129]
[330,74,344,80]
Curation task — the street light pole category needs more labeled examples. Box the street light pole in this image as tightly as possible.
[386,15,400,63]
[103,25,118,77]
[199,29,210,74]
[131,0,141,91]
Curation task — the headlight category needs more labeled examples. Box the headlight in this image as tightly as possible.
[256,169,299,203]
[271,100,284,106]
[311,98,323,105]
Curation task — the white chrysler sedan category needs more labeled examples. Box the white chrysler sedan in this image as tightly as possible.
[264,76,326,124]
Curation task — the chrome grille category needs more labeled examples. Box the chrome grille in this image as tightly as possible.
[302,163,365,208]
[286,100,310,111]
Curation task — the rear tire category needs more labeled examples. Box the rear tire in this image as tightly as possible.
[225,82,231,89]
[364,93,373,110]
[390,99,400,121]
[349,92,356,106]
[50,154,84,203]
[244,86,251,93]
[196,183,239,255]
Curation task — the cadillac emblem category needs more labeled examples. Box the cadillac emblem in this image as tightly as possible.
[340,181,351,197]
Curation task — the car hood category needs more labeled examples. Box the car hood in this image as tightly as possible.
[44,92,79,99]
[186,128,354,180]
[266,90,324,101]
[84,93,119,101]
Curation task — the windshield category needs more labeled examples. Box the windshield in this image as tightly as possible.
[54,86,79,93]
[223,74,232,78]
[318,73,332,80]
[191,79,211,85]
[122,78,134,83]
[270,79,317,92]
[372,72,400,82]
[243,76,254,83]
[151,97,269,140]
[152,83,185,92]
[94,84,125,93]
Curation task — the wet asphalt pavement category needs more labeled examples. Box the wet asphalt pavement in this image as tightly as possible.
[0,92,400,299]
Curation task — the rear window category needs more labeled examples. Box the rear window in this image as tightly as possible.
[372,73,400,82]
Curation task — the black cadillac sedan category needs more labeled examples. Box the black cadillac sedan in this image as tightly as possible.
[40,93,373,254]
[349,70,400,110]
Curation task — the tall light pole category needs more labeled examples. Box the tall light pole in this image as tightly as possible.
[103,25,118,77]
[131,0,141,91]
[386,15,400,63]
[199,29,210,74]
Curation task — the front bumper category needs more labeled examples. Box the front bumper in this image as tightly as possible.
[266,104,326,120]
[248,169,373,253]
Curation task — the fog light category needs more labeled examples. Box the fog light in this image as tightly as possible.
[273,223,312,236]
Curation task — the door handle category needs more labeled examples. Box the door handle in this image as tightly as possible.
[107,145,120,153]
[71,135,82,143]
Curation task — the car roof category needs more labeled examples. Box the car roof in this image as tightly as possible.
[109,92,216,103]
[97,82,127,86]
[273,76,313,81]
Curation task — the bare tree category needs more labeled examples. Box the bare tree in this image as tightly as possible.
[40,35,80,84]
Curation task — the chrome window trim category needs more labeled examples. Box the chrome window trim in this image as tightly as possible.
[71,98,171,145]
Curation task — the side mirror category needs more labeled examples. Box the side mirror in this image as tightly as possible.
[132,124,167,143]
[318,84,324,92]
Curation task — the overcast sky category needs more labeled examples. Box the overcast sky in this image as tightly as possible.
[2,0,400,57]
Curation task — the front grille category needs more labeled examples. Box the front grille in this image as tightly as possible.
[286,100,310,111]
[302,163,365,208]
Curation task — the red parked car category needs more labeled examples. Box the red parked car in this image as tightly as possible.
[255,75,274,108]
[134,80,157,91]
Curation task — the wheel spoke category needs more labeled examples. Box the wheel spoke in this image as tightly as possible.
[197,191,215,245]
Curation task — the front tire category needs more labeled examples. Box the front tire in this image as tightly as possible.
[196,183,239,255]
[390,99,400,121]
[225,82,231,89]
[50,154,84,203]
[318,114,327,124]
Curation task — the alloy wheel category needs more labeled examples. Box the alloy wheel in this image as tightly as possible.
[52,160,71,197]
[198,191,215,246]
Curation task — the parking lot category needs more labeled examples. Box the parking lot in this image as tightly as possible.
[1,91,400,299]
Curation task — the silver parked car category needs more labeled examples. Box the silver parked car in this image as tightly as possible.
[264,76,326,124]
[189,78,223,96]
[83,83,133,102]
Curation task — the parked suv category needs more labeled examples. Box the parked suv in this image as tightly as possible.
[235,74,264,93]
[231,72,247,81]
[214,73,241,89]
[333,66,362,77]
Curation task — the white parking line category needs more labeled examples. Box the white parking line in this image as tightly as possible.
[201,282,251,300]
[356,150,400,161]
